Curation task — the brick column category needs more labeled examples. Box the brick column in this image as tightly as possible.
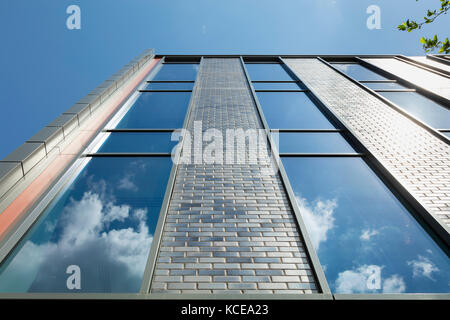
[150,58,318,294]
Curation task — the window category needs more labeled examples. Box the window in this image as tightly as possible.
[245,63,295,81]
[332,63,390,81]
[0,157,173,293]
[256,92,335,129]
[144,82,194,91]
[283,157,450,294]
[98,132,178,154]
[117,92,191,129]
[274,132,355,154]
[378,91,450,129]
[152,63,199,81]
[252,82,304,91]
[362,82,407,91]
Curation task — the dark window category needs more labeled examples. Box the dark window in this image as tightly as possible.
[332,63,390,81]
[245,63,294,81]
[275,132,355,154]
[0,157,173,293]
[283,157,450,294]
[378,91,450,129]
[152,63,199,81]
[98,132,179,154]
[256,92,335,129]
[117,92,190,129]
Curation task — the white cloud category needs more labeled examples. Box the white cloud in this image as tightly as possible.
[407,255,439,280]
[382,275,406,293]
[360,228,379,241]
[117,175,138,192]
[335,265,406,294]
[0,191,153,292]
[295,194,337,250]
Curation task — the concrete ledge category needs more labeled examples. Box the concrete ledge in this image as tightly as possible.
[0,48,155,200]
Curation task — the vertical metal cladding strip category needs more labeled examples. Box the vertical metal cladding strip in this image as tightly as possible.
[283,58,450,230]
[150,58,319,294]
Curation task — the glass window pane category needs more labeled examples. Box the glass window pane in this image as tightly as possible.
[152,64,199,81]
[98,132,179,153]
[378,91,450,129]
[256,92,335,129]
[0,157,173,293]
[245,64,294,81]
[252,82,304,90]
[332,63,390,81]
[363,82,407,90]
[442,132,450,138]
[282,157,450,294]
[144,82,194,90]
[275,132,355,154]
[117,92,190,129]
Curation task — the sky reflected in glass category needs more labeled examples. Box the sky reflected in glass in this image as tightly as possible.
[252,82,304,91]
[144,82,194,90]
[152,63,199,81]
[332,63,390,81]
[362,82,407,90]
[246,64,294,81]
[98,132,179,154]
[379,91,450,129]
[283,157,450,294]
[117,92,190,129]
[0,157,172,293]
[275,132,355,154]
[257,92,335,129]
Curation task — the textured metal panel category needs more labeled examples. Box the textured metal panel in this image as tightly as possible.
[284,58,450,228]
[0,162,23,199]
[150,58,318,294]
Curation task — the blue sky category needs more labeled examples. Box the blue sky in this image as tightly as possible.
[0,0,449,159]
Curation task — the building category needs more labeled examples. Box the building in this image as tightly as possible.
[0,50,448,300]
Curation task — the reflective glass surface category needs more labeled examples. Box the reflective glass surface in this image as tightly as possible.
[332,63,390,81]
[0,157,172,293]
[275,132,355,154]
[245,64,294,81]
[443,132,450,138]
[252,82,304,91]
[152,63,199,81]
[117,92,190,129]
[363,82,407,90]
[257,92,335,129]
[283,157,450,293]
[379,91,450,129]
[98,132,179,154]
[144,82,194,90]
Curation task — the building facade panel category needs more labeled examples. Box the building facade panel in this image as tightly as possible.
[284,58,450,228]
[150,58,318,294]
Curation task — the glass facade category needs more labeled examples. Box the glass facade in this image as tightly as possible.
[0,157,172,293]
[275,132,355,154]
[98,132,178,154]
[152,63,199,81]
[245,63,295,81]
[332,63,389,81]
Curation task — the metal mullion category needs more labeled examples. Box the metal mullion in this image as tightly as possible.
[280,153,364,157]
[359,80,397,83]
[323,57,450,144]
[255,89,309,93]
[395,55,450,78]
[147,80,195,83]
[427,54,450,66]
[283,56,450,247]
[104,128,176,133]
[84,153,172,157]
[373,89,416,93]
[239,56,332,295]
[139,90,192,93]
[251,80,299,83]
[271,129,344,133]
[138,56,204,295]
